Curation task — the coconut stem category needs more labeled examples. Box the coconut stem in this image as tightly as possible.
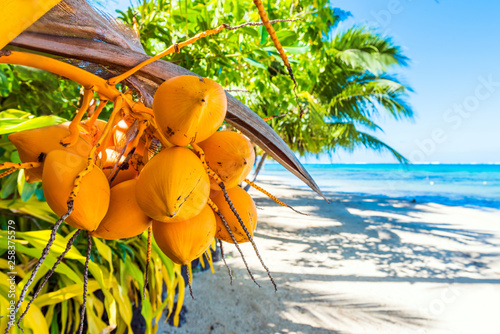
[78,233,92,334]
[94,96,124,158]
[17,230,81,327]
[262,113,289,122]
[129,121,147,151]
[244,178,308,215]
[207,199,260,288]
[184,265,194,300]
[61,88,94,147]
[108,147,135,185]
[0,51,153,119]
[108,117,147,180]
[224,18,303,30]
[0,162,42,179]
[108,125,137,182]
[191,144,223,184]
[7,201,73,334]
[143,226,152,299]
[219,239,233,285]
[219,182,277,291]
[69,97,124,204]
[107,18,302,85]
[205,249,214,274]
[85,98,108,128]
[252,0,304,117]
[0,167,16,179]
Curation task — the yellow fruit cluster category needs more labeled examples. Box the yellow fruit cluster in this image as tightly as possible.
[7,75,259,267]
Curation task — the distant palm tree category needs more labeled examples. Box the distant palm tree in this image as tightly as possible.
[277,27,413,163]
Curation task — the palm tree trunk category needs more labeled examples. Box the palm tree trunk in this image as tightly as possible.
[244,152,267,191]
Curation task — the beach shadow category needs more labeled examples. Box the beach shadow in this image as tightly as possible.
[165,186,500,334]
[252,188,500,284]
[175,267,428,334]
[220,188,500,332]
[269,277,427,333]
[191,267,430,334]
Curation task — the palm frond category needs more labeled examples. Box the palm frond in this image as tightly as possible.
[324,72,413,122]
[328,122,408,163]
[331,26,409,72]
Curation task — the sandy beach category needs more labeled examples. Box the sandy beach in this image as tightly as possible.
[159,176,500,334]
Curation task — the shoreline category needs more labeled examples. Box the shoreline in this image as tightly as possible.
[257,163,500,211]
[257,173,500,211]
[159,178,500,334]
[294,187,500,212]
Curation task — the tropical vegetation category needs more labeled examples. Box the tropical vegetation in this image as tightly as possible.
[118,0,413,162]
[0,0,413,332]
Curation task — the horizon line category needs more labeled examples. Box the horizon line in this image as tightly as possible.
[266,162,500,165]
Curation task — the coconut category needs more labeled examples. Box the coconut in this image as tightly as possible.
[135,146,210,222]
[198,131,255,189]
[92,179,151,239]
[152,75,227,146]
[210,186,257,243]
[42,150,110,231]
[152,205,216,264]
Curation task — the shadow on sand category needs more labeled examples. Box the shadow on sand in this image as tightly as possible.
[253,184,500,285]
[166,182,500,334]
[233,183,500,332]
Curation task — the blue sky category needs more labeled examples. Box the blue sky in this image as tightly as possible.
[321,0,500,164]
[105,0,500,164]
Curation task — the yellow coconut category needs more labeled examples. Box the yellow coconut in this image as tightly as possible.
[91,179,151,240]
[152,75,227,146]
[135,146,210,222]
[8,123,93,182]
[198,131,255,189]
[42,150,110,231]
[152,205,216,264]
[210,186,257,243]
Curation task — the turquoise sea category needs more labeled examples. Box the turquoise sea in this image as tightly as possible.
[259,164,500,209]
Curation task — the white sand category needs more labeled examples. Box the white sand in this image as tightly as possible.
[159,176,500,334]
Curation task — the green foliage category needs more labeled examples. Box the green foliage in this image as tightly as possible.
[118,0,413,162]
[0,64,82,119]
[0,224,182,334]
[0,109,66,135]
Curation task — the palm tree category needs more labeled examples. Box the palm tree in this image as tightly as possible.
[275,27,412,163]
[246,26,412,181]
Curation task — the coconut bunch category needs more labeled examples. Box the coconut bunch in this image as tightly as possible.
[144,131,259,263]
[5,75,272,292]
[139,76,264,280]
[1,74,288,334]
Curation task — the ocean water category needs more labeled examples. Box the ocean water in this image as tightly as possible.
[258,164,500,209]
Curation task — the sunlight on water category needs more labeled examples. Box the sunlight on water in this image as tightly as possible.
[259,164,500,209]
